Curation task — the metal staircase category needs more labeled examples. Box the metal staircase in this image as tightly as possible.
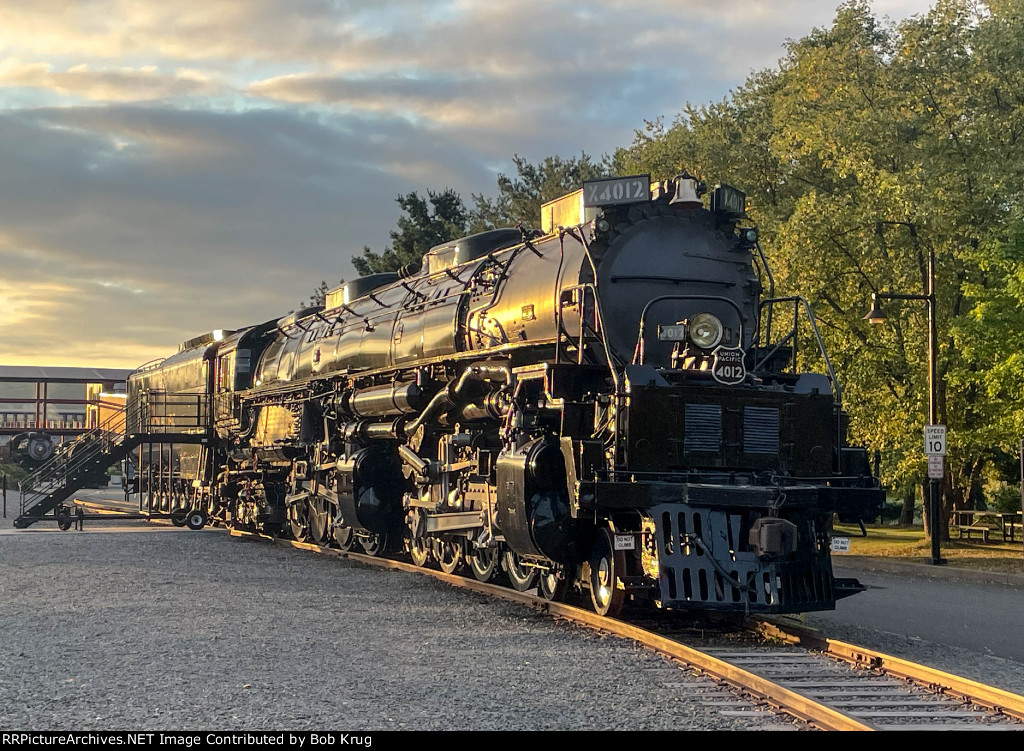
[13,408,137,527]
[13,391,210,528]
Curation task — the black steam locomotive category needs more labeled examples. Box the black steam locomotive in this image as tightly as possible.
[127,174,882,617]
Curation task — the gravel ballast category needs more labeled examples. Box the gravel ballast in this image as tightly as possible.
[0,520,786,732]
[4,498,1023,731]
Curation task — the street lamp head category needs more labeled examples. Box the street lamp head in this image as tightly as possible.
[864,295,886,324]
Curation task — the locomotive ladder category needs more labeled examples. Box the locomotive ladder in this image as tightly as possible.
[13,391,210,529]
[556,284,621,370]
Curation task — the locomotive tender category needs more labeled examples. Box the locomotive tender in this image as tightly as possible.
[128,174,882,617]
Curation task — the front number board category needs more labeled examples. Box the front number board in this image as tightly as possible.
[583,175,651,207]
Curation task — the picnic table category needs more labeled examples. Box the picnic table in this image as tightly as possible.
[950,509,1023,543]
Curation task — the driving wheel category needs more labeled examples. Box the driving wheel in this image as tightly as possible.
[539,565,573,602]
[469,546,501,583]
[409,536,432,567]
[332,523,355,551]
[287,501,309,541]
[360,531,389,556]
[503,549,537,592]
[307,495,331,546]
[436,540,463,574]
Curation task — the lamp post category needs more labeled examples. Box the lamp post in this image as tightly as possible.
[865,246,946,565]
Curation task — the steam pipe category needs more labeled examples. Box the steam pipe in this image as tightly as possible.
[402,363,509,437]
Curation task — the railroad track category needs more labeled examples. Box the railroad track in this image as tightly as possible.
[229,529,1024,731]
[59,501,1024,731]
[751,619,1024,730]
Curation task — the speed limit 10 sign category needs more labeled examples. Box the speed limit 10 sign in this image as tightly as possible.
[924,425,947,456]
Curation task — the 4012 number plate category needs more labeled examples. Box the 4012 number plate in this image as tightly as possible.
[583,175,650,207]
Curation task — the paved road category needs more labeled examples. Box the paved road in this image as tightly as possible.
[803,559,1024,677]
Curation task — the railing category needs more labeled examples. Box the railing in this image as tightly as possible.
[17,407,127,517]
[126,391,209,434]
[0,420,87,430]
[556,283,622,396]
[16,390,209,520]
[631,294,746,366]
[755,296,842,407]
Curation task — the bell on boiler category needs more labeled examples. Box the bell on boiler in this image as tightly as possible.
[669,172,704,209]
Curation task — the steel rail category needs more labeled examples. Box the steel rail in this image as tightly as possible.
[757,619,1024,723]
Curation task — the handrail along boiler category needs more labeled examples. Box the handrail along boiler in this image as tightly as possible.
[127,174,883,617]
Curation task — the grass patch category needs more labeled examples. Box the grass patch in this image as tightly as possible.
[0,463,29,485]
[834,523,1024,575]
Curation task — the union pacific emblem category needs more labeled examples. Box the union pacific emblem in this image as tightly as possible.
[711,345,746,385]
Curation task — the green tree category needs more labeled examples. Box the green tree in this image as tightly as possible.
[469,152,610,231]
[614,0,1024,539]
[353,189,468,275]
[351,155,613,277]
[299,279,340,310]
[763,0,1024,533]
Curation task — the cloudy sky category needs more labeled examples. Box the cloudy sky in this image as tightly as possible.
[0,0,936,368]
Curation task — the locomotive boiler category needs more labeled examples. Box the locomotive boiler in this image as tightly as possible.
[126,173,883,617]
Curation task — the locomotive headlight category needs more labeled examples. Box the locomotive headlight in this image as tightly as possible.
[688,313,724,349]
